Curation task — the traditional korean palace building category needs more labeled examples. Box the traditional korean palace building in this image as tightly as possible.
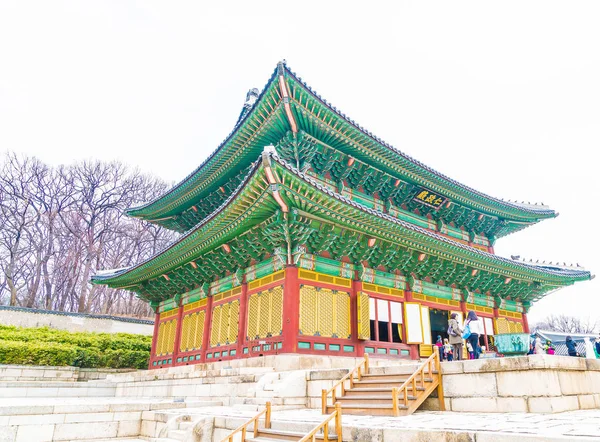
[93,62,592,368]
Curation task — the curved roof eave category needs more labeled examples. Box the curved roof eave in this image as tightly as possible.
[281,64,556,220]
[94,151,590,290]
[125,65,281,219]
[125,61,556,228]
[92,159,264,285]
[269,154,590,284]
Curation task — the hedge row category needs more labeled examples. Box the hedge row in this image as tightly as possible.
[0,324,150,352]
[0,325,151,369]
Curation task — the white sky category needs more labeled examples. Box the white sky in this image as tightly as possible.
[1,1,598,325]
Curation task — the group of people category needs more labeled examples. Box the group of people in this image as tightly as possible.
[528,334,600,358]
[435,311,483,361]
[565,335,600,359]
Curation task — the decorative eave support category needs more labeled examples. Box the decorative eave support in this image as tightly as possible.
[278,62,298,134]
[263,148,292,264]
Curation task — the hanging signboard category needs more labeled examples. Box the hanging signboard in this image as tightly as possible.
[413,188,447,209]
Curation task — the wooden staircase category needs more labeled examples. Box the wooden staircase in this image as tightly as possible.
[221,402,342,442]
[322,352,444,416]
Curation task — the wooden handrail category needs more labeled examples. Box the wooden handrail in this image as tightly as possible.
[391,350,443,416]
[322,353,369,413]
[300,402,342,442]
[219,401,271,442]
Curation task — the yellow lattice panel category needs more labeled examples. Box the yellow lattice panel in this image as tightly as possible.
[465,303,494,315]
[161,319,176,355]
[498,309,522,319]
[420,344,434,357]
[298,269,352,288]
[362,283,404,298]
[193,310,205,349]
[300,286,318,336]
[300,285,350,339]
[218,302,230,345]
[228,300,240,344]
[162,322,168,355]
[335,291,350,339]
[159,309,178,320]
[248,287,284,339]
[319,291,335,338]
[156,322,165,356]
[513,321,523,333]
[183,298,207,312]
[258,293,270,339]
[495,317,510,335]
[247,294,259,339]
[180,315,191,352]
[248,270,285,291]
[210,305,222,347]
[271,287,283,336]
[357,291,370,340]
[414,292,460,308]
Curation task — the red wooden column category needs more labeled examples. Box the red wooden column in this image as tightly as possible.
[522,312,530,333]
[172,304,184,366]
[351,279,361,356]
[404,288,419,360]
[149,309,160,369]
[237,281,249,356]
[281,265,300,353]
[201,296,213,362]
[460,300,468,316]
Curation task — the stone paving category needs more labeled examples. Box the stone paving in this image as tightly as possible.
[173,405,600,441]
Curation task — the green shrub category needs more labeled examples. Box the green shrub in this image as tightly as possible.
[0,341,78,366]
[0,325,150,369]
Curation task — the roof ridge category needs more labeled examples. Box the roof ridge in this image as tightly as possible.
[282,64,556,217]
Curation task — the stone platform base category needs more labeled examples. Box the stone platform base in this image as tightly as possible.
[422,354,600,413]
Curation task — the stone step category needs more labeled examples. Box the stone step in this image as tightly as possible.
[167,429,187,441]
[366,365,422,376]
[335,394,417,405]
[71,439,148,442]
[326,403,407,416]
[352,378,433,389]
[257,428,338,441]
[145,438,179,442]
[360,371,438,381]
[247,438,295,442]
[344,386,425,396]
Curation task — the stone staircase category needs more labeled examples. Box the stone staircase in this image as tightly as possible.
[322,353,444,416]
[219,402,342,442]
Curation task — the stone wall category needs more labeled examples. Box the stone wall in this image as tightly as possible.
[0,306,153,335]
[0,364,136,383]
[422,354,600,413]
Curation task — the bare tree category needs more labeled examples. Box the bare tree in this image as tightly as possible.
[0,152,175,317]
[533,314,599,334]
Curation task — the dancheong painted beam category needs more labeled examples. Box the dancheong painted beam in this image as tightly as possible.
[92,61,592,369]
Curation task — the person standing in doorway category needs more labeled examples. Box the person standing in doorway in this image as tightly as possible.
[464,311,483,360]
[448,313,463,360]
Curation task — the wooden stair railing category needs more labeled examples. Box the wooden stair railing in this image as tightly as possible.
[321,354,369,414]
[220,401,271,442]
[322,352,445,416]
[299,402,342,442]
[390,350,444,416]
